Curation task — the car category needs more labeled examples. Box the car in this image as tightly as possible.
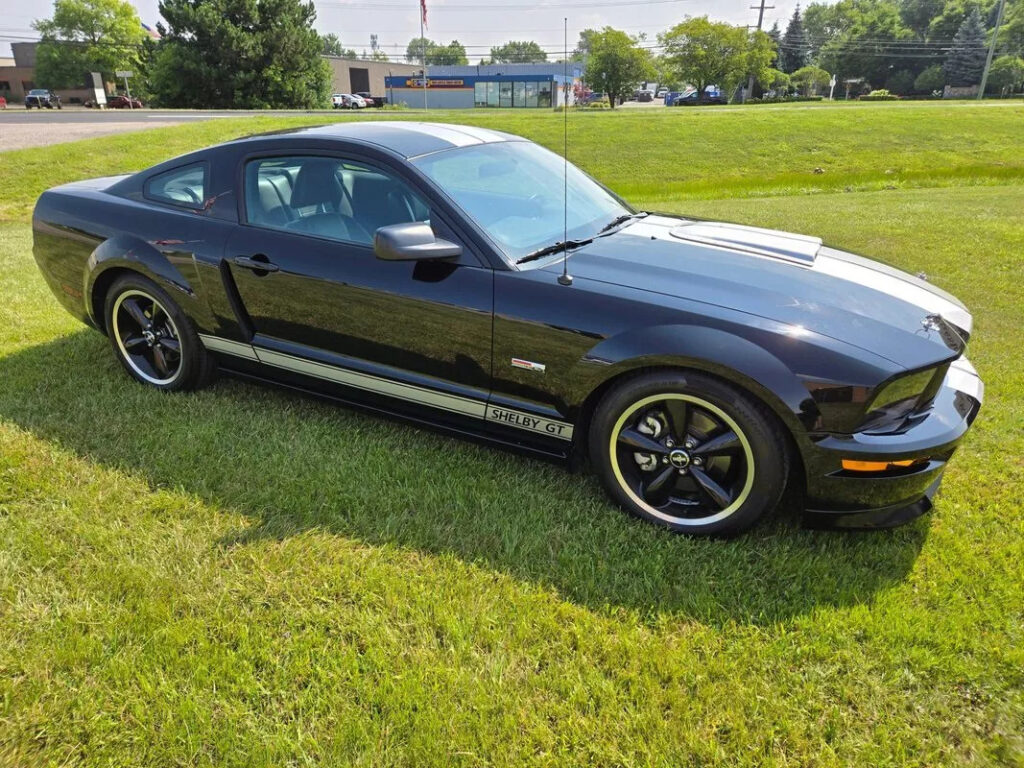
[355,92,377,107]
[108,95,144,109]
[25,89,61,109]
[636,90,654,102]
[31,122,982,536]
[332,93,365,109]
[673,87,727,106]
[656,88,668,98]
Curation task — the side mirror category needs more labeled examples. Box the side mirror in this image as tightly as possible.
[374,222,462,262]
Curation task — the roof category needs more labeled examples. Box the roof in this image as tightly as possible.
[236,121,522,159]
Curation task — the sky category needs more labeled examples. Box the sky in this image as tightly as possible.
[2,0,814,61]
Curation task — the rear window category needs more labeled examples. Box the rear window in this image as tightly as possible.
[145,162,207,208]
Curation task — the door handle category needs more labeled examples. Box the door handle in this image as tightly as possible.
[233,255,279,273]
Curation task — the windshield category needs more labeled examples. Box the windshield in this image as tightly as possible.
[412,141,630,262]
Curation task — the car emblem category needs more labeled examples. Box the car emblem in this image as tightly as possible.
[511,358,545,373]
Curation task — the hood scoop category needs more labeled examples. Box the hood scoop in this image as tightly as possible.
[669,221,822,266]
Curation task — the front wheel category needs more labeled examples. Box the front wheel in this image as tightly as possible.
[589,371,788,537]
[104,274,214,391]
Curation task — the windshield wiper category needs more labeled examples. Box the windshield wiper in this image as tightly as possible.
[515,238,593,264]
[597,211,649,235]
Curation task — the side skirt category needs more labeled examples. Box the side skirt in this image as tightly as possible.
[198,334,575,462]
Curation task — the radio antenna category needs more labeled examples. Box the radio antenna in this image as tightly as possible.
[558,16,573,287]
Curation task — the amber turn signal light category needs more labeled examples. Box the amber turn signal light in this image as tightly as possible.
[841,458,925,472]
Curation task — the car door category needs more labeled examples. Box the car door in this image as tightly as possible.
[223,151,494,414]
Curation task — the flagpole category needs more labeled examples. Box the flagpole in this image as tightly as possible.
[420,0,427,110]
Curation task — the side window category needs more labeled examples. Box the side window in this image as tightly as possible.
[244,155,430,246]
[145,163,207,208]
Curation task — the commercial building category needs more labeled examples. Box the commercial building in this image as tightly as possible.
[384,63,582,109]
[0,42,103,104]
[324,56,421,101]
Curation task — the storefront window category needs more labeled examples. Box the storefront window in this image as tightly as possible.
[514,81,526,107]
[538,81,552,108]
[525,82,538,107]
[487,81,499,107]
[474,82,487,107]
[499,81,513,107]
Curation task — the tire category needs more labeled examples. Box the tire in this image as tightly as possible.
[589,370,788,537]
[103,273,215,392]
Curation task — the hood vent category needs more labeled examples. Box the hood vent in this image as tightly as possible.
[669,221,822,266]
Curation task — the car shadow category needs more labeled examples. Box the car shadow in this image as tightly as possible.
[0,331,928,627]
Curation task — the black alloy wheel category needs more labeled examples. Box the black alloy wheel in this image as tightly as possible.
[104,274,214,391]
[590,371,788,536]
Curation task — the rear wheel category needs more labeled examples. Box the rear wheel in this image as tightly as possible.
[590,371,788,536]
[104,274,214,391]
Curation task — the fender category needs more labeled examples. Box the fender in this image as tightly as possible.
[570,323,897,436]
[83,235,216,331]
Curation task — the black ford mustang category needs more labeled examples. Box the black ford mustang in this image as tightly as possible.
[32,122,983,536]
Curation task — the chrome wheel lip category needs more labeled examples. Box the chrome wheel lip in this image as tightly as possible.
[609,393,756,526]
[112,289,182,386]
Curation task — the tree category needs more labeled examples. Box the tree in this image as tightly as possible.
[321,32,356,58]
[431,40,468,65]
[149,0,331,108]
[998,0,1024,57]
[573,28,602,60]
[900,0,946,39]
[585,27,652,108]
[791,64,831,94]
[659,16,750,97]
[406,36,434,63]
[779,5,810,73]
[744,28,779,91]
[767,20,782,67]
[914,63,946,91]
[943,8,987,86]
[33,0,145,88]
[489,40,547,63]
[986,54,1024,92]
[763,67,791,95]
[814,1,918,87]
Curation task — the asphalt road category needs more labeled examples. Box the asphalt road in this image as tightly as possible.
[0,107,346,124]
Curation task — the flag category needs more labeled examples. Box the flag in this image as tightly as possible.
[420,0,427,28]
[140,22,161,39]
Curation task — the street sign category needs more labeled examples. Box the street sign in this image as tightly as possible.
[115,70,133,78]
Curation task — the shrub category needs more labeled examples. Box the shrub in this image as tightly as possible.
[746,95,824,104]
[914,65,945,94]
[860,89,899,101]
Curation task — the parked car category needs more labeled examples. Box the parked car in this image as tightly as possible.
[25,89,61,109]
[107,95,144,109]
[636,89,654,102]
[656,88,668,98]
[355,92,376,107]
[673,87,727,106]
[331,93,366,109]
[31,122,982,536]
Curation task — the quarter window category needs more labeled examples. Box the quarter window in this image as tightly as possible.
[145,163,207,208]
[243,155,430,246]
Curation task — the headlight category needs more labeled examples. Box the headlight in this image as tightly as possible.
[861,367,941,432]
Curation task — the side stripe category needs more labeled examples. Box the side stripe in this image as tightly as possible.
[197,334,574,440]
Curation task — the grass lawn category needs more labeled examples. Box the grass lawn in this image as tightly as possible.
[1,104,1022,766]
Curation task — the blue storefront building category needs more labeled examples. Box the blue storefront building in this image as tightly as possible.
[384,63,582,109]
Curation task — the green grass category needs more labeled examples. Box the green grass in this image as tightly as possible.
[1,103,1022,766]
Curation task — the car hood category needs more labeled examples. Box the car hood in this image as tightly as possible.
[547,215,970,370]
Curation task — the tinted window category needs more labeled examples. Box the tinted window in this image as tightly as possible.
[244,155,429,246]
[145,163,206,208]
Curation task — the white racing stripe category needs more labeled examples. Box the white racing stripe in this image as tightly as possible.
[196,334,574,440]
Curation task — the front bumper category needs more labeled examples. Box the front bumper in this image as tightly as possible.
[801,357,982,530]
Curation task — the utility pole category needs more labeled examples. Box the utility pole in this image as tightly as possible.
[746,0,774,102]
[978,0,1008,99]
